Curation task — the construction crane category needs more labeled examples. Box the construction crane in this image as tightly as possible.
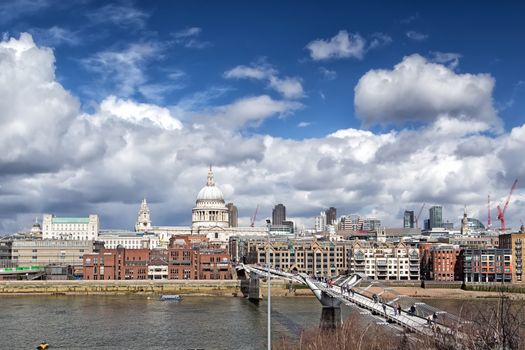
[415,203,426,229]
[250,204,259,227]
[496,179,518,231]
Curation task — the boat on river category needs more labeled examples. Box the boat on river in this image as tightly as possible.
[160,295,183,301]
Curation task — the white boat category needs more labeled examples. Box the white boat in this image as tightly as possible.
[160,295,183,301]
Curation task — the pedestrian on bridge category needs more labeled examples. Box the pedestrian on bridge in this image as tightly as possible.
[396,303,402,316]
[382,303,387,315]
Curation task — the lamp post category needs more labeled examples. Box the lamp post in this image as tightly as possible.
[266,218,271,350]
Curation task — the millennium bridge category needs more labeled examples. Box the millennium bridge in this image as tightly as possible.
[236,264,466,338]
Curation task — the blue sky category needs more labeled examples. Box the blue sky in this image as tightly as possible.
[1,0,525,232]
[5,1,524,137]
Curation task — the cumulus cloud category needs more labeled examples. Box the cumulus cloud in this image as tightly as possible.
[354,54,501,130]
[97,96,183,130]
[224,62,304,99]
[306,30,366,60]
[2,33,525,235]
[207,95,302,129]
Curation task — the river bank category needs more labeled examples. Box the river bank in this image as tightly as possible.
[2,280,525,299]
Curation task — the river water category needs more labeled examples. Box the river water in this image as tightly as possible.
[0,295,493,349]
[0,295,328,349]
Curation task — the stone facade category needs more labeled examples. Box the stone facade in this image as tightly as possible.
[12,239,93,267]
[42,214,99,240]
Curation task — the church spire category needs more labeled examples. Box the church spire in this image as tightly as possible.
[207,165,215,186]
[135,197,152,232]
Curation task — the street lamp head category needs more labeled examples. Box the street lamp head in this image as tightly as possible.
[266,218,271,225]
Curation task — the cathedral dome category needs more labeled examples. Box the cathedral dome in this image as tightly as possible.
[197,185,224,201]
[196,166,225,203]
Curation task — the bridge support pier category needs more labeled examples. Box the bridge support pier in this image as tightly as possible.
[320,306,342,329]
[248,272,262,303]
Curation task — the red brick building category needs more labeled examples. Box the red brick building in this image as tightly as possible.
[83,247,149,280]
[198,249,231,280]
[429,244,462,281]
[168,235,231,280]
[83,237,232,280]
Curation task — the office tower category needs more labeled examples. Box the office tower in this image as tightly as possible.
[403,210,415,228]
[226,203,238,227]
[325,207,337,226]
[272,204,286,225]
[429,206,443,229]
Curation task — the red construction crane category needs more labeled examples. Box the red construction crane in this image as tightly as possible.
[497,179,518,231]
[250,204,259,227]
[415,203,426,229]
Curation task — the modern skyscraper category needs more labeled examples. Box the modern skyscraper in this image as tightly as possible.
[272,204,286,225]
[429,206,443,229]
[325,207,337,226]
[403,210,415,228]
[226,203,238,227]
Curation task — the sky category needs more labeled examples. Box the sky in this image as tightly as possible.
[1,0,525,233]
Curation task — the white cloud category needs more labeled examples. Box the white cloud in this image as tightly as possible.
[297,121,311,128]
[268,76,304,99]
[208,95,302,129]
[430,51,462,69]
[87,3,149,28]
[406,31,428,41]
[368,32,392,50]
[30,26,80,47]
[224,62,304,99]
[2,32,525,235]
[354,54,501,130]
[82,42,162,98]
[173,27,202,38]
[97,96,183,130]
[319,67,337,80]
[172,27,210,49]
[224,65,272,80]
[306,30,366,60]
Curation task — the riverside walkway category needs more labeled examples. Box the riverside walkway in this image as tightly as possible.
[239,264,465,336]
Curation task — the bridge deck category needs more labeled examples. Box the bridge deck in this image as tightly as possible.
[240,264,462,337]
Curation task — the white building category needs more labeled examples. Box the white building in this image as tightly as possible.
[348,241,420,280]
[98,230,160,249]
[142,167,267,247]
[12,239,93,267]
[315,211,326,232]
[42,214,99,240]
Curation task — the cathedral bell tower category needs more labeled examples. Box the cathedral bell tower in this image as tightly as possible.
[135,198,152,232]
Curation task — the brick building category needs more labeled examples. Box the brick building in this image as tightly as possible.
[429,244,462,281]
[83,247,149,280]
[499,231,525,283]
[168,235,231,280]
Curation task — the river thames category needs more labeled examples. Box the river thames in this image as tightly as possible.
[0,295,481,349]
[1,295,328,349]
